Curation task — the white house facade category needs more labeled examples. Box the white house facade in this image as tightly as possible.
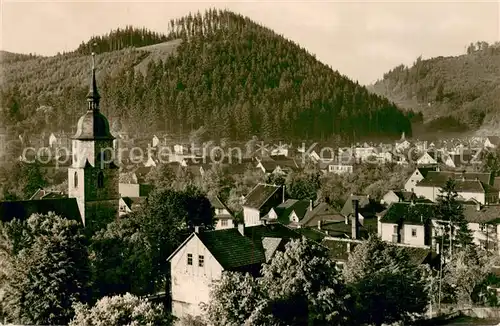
[168,233,224,319]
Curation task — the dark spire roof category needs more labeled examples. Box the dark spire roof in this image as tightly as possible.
[86,52,100,110]
[73,52,114,140]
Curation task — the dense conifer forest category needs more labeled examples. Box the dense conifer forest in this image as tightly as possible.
[1,9,413,141]
[371,41,500,134]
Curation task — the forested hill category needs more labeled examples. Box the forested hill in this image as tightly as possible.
[370,42,500,135]
[1,9,412,141]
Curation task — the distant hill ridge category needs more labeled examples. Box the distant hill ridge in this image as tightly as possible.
[1,9,412,142]
[370,41,500,136]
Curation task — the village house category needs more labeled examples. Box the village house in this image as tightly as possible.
[298,201,345,229]
[395,139,411,152]
[378,202,434,247]
[381,190,417,206]
[118,166,154,198]
[340,194,384,221]
[416,150,442,166]
[317,152,355,174]
[242,183,284,226]
[152,135,160,148]
[378,199,500,254]
[484,136,500,149]
[413,171,498,204]
[461,203,500,252]
[270,142,292,157]
[404,166,438,192]
[118,196,147,216]
[208,195,235,230]
[263,198,310,227]
[167,223,301,319]
[353,145,375,161]
[256,156,299,176]
[432,202,500,253]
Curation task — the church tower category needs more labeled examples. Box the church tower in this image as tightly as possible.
[68,53,119,232]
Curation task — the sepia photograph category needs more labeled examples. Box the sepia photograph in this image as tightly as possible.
[0,0,499,325]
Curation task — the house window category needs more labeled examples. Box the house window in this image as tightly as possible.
[393,225,398,234]
[198,255,204,267]
[74,172,78,188]
[412,228,417,237]
[221,220,228,227]
[97,171,104,188]
[187,253,193,265]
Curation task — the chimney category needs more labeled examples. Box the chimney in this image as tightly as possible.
[194,226,200,234]
[309,199,313,211]
[238,223,245,236]
[351,199,360,240]
[282,185,286,203]
[318,220,322,230]
[476,202,481,211]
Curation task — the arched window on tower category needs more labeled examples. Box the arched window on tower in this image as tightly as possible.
[74,172,78,188]
[97,171,104,188]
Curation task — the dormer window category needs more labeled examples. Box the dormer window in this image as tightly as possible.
[97,171,104,188]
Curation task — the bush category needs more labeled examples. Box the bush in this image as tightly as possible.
[69,293,171,326]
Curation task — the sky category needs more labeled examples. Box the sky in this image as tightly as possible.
[1,0,499,85]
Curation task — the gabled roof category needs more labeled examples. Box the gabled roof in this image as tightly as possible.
[244,223,301,251]
[340,195,370,216]
[197,228,266,269]
[259,161,278,172]
[392,191,416,202]
[121,196,147,211]
[301,202,343,227]
[379,202,436,225]
[29,188,46,200]
[208,195,233,217]
[400,246,438,266]
[0,198,81,223]
[40,191,66,199]
[417,171,492,188]
[275,199,310,221]
[321,239,358,262]
[418,151,440,163]
[320,218,377,239]
[416,166,437,178]
[417,178,491,194]
[487,136,500,145]
[243,184,281,209]
[167,224,300,270]
[262,237,284,262]
[463,204,500,224]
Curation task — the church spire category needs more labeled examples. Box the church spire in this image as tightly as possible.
[86,52,100,111]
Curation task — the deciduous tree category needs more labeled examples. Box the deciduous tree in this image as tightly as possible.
[343,236,428,326]
[443,246,493,307]
[0,213,90,325]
